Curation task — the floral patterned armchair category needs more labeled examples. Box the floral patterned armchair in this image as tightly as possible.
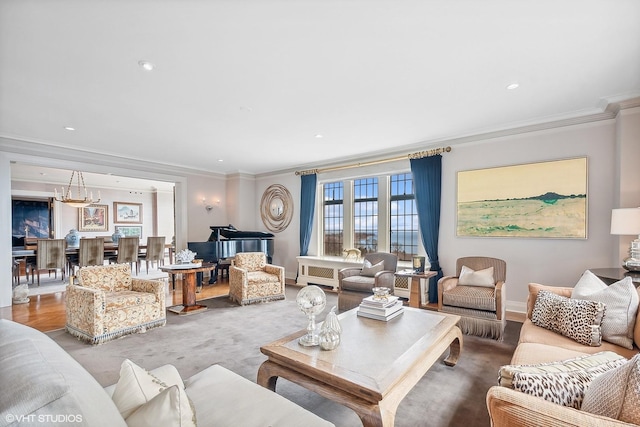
[65,263,166,344]
[229,252,285,305]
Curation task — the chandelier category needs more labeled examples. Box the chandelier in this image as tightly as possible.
[53,170,101,208]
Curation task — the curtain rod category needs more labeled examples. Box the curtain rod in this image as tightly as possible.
[295,146,451,176]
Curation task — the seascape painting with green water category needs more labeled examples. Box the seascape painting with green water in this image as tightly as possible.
[457,158,587,238]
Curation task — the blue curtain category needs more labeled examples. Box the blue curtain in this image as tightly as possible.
[410,155,442,303]
[299,173,317,256]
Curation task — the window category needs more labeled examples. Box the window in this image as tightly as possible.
[390,173,418,261]
[323,182,343,256]
[353,178,378,254]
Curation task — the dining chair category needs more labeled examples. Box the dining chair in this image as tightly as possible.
[140,236,166,272]
[29,239,67,286]
[69,237,105,274]
[109,236,140,275]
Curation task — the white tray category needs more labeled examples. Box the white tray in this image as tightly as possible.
[164,263,202,269]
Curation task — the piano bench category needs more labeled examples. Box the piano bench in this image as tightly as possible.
[216,258,233,279]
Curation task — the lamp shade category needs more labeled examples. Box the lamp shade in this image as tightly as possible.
[611,208,640,235]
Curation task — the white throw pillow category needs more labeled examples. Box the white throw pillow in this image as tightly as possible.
[125,385,182,427]
[582,353,640,423]
[458,265,495,287]
[571,270,638,349]
[361,260,385,277]
[111,359,196,426]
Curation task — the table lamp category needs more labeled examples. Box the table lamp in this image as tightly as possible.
[611,208,640,272]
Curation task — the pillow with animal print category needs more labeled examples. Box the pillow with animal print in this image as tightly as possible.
[531,290,605,346]
[498,351,626,389]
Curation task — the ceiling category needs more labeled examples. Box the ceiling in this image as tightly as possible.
[1,0,639,179]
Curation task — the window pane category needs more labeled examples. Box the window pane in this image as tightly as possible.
[390,173,417,261]
[323,182,343,256]
[353,178,378,254]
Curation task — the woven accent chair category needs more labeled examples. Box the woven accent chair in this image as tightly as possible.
[139,236,166,272]
[229,252,285,305]
[65,263,166,344]
[29,239,67,286]
[338,252,398,311]
[438,256,507,340]
[109,236,139,275]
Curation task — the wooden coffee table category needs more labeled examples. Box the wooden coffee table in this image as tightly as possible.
[258,307,462,427]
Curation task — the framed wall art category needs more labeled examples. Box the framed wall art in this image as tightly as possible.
[456,157,587,239]
[114,202,142,223]
[79,204,108,232]
[116,226,142,239]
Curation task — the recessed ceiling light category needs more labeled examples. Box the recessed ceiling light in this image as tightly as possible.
[315,134,323,139]
[506,83,520,90]
[64,126,75,131]
[217,159,224,162]
[138,60,155,71]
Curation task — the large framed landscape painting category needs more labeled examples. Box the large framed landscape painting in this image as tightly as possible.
[456,157,587,239]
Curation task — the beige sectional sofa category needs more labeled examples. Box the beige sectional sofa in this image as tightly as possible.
[487,281,640,426]
[0,319,334,427]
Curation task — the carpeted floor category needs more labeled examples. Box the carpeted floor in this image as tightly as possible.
[48,287,519,427]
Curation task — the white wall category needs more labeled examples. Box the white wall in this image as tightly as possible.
[255,119,629,313]
[440,121,617,313]
[256,172,301,276]
[614,107,640,264]
[185,174,227,243]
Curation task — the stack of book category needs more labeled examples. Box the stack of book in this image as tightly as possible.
[357,295,404,321]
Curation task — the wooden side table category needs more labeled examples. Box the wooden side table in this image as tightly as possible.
[161,263,216,315]
[394,270,437,308]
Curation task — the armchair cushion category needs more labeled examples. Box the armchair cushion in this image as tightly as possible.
[361,260,384,277]
[458,265,495,287]
[105,291,157,311]
[442,285,497,311]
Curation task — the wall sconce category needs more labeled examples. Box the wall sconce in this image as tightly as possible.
[201,197,220,213]
[611,208,640,272]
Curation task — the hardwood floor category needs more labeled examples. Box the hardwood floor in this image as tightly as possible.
[0,275,230,333]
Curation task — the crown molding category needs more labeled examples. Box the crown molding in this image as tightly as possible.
[0,137,225,181]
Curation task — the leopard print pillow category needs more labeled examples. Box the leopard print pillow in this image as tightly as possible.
[531,290,605,346]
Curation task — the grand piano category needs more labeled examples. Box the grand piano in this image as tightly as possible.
[187,225,275,266]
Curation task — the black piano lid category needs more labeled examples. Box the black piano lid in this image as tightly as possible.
[208,224,274,241]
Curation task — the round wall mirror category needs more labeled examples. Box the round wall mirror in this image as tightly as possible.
[261,184,293,232]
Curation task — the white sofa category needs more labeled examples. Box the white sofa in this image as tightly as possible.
[0,319,334,427]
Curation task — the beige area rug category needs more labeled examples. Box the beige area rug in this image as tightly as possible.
[25,269,169,297]
[48,287,520,427]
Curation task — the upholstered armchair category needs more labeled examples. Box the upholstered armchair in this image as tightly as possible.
[338,252,398,311]
[438,256,506,340]
[65,263,166,344]
[229,252,285,305]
